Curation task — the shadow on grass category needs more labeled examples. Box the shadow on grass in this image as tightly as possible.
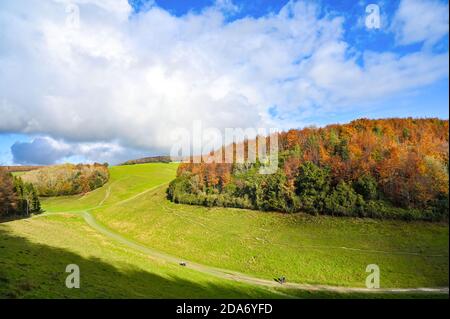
[0,214,33,224]
[0,227,278,299]
[1,227,447,299]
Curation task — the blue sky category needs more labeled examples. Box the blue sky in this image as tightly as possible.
[0,0,448,165]
[131,0,288,17]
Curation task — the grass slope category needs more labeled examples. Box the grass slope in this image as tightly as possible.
[1,212,445,299]
[41,163,178,212]
[40,163,448,291]
[0,213,289,298]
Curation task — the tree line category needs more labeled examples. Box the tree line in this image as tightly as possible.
[167,118,449,221]
[20,163,110,196]
[0,168,41,217]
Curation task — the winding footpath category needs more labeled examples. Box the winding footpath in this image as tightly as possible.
[36,182,449,296]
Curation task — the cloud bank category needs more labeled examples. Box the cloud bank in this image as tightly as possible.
[11,137,134,165]
[0,0,448,164]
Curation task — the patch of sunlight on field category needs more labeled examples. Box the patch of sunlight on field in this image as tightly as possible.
[41,163,178,212]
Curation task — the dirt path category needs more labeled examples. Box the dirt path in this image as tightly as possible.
[36,208,449,295]
[113,182,170,206]
[81,211,449,294]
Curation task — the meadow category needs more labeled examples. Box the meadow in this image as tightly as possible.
[0,213,287,298]
[2,163,448,298]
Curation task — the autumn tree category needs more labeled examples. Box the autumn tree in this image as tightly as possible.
[0,168,18,216]
[169,118,449,221]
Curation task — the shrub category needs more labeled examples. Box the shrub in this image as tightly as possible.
[361,200,427,221]
[429,195,449,221]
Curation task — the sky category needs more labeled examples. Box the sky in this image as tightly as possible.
[0,0,448,165]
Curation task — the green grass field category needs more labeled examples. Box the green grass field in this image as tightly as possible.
[93,187,449,288]
[0,213,291,298]
[1,163,449,298]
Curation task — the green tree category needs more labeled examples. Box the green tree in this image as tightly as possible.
[0,169,18,216]
[31,187,41,213]
[325,181,364,216]
[294,162,330,214]
[354,175,378,200]
[253,170,294,212]
[12,176,41,215]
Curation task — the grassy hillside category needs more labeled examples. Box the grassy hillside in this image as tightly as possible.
[39,163,448,291]
[2,214,444,299]
[41,163,177,211]
[93,187,449,288]
[0,213,288,298]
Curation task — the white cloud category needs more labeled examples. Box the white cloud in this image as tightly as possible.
[0,0,448,163]
[392,0,449,46]
[214,0,240,14]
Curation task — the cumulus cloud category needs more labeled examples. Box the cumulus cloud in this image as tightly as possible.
[0,0,448,163]
[11,137,74,165]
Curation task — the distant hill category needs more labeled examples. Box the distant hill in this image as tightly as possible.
[20,163,109,196]
[120,156,172,165]
[1,166,44,173]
